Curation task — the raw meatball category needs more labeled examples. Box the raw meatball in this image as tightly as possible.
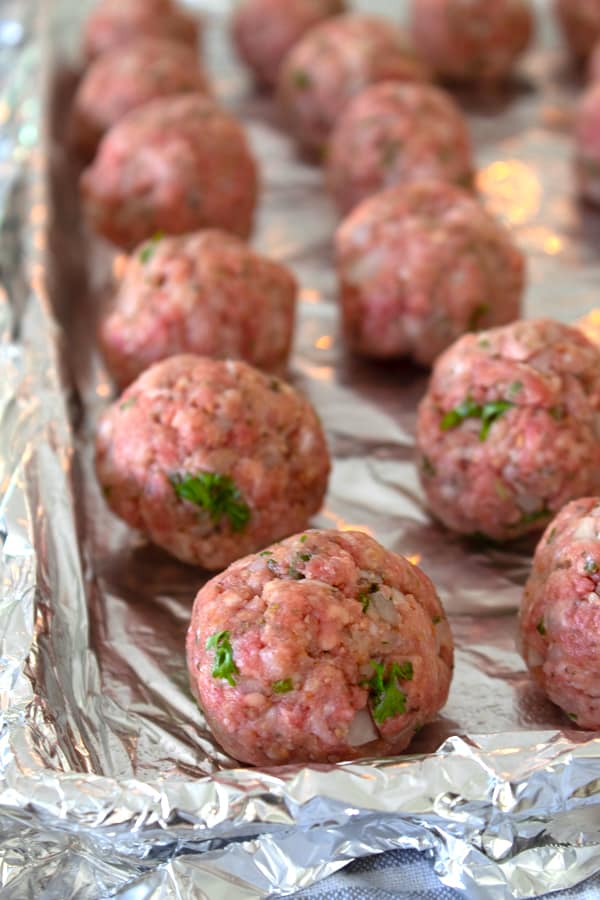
[335,181,524,365]
[232,0,345,89]
[574,84,600,205]
[555,0,600,61]
[96,356,330,569]
[416,319,600,541]
[411,0,533,82]
[186,529,454,765]
[520,498,600,728]
[588,41,600,82]
[83,0,200,61]
[71,38,211,159]
[327,81,473,214]
[278,13,429,156]
[100,230,297,388]
[80,95,258,249]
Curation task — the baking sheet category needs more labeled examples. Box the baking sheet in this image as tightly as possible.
[2,0,600,897]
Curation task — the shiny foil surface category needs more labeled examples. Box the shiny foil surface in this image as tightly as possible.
[2,0,600,896]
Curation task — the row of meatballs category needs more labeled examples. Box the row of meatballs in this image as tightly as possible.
[77,0,600,765]
[96,319,600,764]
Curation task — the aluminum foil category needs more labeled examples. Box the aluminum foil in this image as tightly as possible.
[3,0,600,897]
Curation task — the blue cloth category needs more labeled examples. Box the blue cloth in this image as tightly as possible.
[294,849,600,899]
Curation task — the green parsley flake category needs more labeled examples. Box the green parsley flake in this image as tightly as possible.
[520,507,550,526]
[432,615,442,624]
[359,592,370,612]
[567,711,578,720]
[205,630,238,686]
[381,140,401,168]
[549,405,565,421]
[259,550,273,557]
[508,381,523,397]
[421,455,436,477]
[468,303,489,331]
[368,660,413,724]
[293,69,311,90]
[287,565,304,580]
[119,396,137,411]
[536,619,547,636]
[170,471,250,532]
[547,527,557,545]
[440,396,515,441]
[139,231,164,264]
[299,552,312,562]
[273,678,293,694]
[299,534,308,543]
[584,557,599,575]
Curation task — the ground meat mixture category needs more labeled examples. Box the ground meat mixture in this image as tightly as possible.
[416,319,600,540]
[96,356,330,569]
[335,180,524,365]
[83,0,200,61]
[232,0,345,88]
[411,0,533,82]
[555,0,600,60]
[71,37,210,159]
[100,230,297,388]
[574,83,600,205]
[327,81,473,215]
[278,13,429,156]
[520,498,600,728]
[187,529,454,764]
[80,94,258,249]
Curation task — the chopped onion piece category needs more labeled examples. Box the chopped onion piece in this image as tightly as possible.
[347,707,378,746]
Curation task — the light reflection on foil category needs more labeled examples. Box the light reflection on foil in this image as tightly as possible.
[477,159,542,225]
[576,308,600,346]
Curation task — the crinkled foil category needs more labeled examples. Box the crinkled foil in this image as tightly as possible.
[2,0,600,897]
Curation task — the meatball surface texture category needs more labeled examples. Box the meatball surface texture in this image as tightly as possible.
[412,0,533,82]
[232,0,345,88]
[555,0,600,60]
[278,13,429,155]
[96,356,330,569]
[327,81,473,214]
[71,38,210,159]
[520,499,600,728]
[416,319,600,540]
[80,94,258,249]
[100,230,297,388]
[574,83,600,205]
[187,529,454,765]
[83,0,199,61]
[335,180,524,365]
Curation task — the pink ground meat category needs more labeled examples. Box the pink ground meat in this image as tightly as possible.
[335,180,524,365]
[574,84,600,205]
[80,95,258,250]
[588,42,600,82]
[520,498,600,728]
[96,355,330,569]
[232,0,345,89]
[70,38,210,159]
[186,529,453,765]
[83,0,200,61]
[99,230,297,388]
[277,13,430,156]
[555,0,600,60]
[411,0,533,82]
[416,319,600,541]
[327,81,473,215]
